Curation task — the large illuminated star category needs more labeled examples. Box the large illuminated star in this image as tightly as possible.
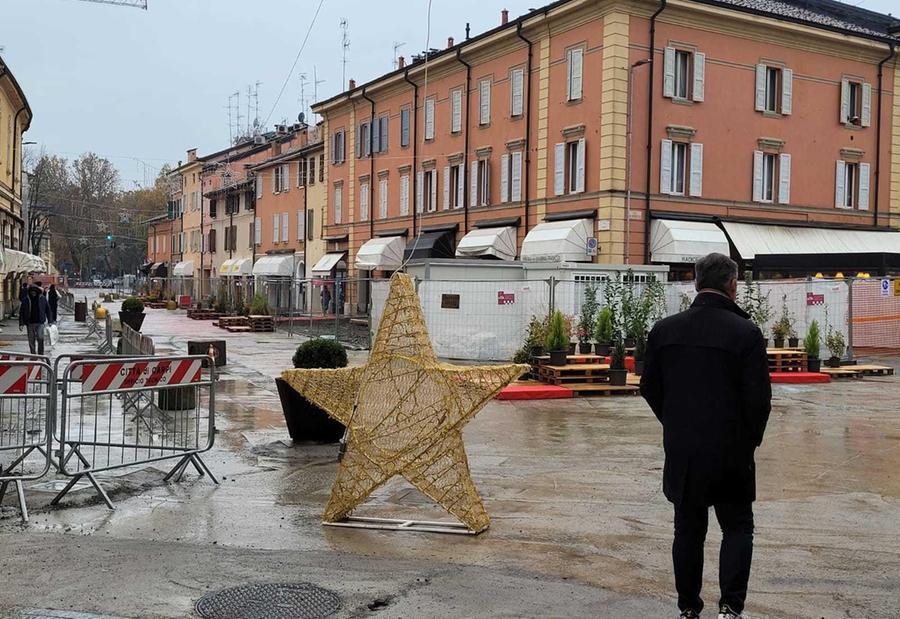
[282,273,526,532]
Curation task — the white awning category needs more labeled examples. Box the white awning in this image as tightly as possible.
[520,219,593,263]
[220,258,236,275]
[3,249,44,274]
[650,220,730,264]
[722,222,900,260]
[456,226,517,261]
[172,261,194,277]
[230,258,253,276]
[355,236,405,270]
[311,251,347,275]
[253,254,301,277]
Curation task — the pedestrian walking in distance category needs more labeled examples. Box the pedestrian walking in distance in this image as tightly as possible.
[48,284,60,324]
[640,253,771,619]
[19,284,51,356]
[321,284,332,316]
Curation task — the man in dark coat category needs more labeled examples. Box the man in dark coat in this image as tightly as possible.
[640,253,771,619]
[48,284,60,324]
[19,284,51,355]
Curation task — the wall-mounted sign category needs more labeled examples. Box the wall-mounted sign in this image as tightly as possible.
[497,291,515,305]
[806,292,824,306]
[441,294,460,309]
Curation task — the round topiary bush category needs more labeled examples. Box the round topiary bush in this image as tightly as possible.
[292,338,348,369]
[121,297,145,313]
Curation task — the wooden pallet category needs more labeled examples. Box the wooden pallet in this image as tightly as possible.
[146,302,168,309]
[249,315,275,333]
[568,383,641,397]
[538,363,611,385]
[767,349,808,373]
[188,311,223,321]
[820,367,863,379]
[218,316,249,329]
[225,326,252,333]
[853,364,895,376]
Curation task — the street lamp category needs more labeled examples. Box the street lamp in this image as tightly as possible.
[626,58,651,265]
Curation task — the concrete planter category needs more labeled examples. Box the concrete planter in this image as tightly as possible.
[275,377,344,443]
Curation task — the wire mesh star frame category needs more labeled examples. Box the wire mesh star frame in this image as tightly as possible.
[282,273,526,533]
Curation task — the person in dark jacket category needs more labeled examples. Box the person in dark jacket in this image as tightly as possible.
[19,284,51,355]
[640,253,771,619]
[320,284,332,316]
[47,284,60,324]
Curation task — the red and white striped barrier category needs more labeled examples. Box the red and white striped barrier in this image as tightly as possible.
[0,353,47,381]
[0,364,30,395]
[74,358,203,394]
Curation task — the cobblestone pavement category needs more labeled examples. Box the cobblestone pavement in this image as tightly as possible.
[1,293,899,617]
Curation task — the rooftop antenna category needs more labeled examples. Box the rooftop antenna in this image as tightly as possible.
[298,72,309,125]
[312,65,326,124]
[393,41,405,69]
[340,18,350,87]
[252,80,262,136]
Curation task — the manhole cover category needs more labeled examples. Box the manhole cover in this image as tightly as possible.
[195,582,341,619]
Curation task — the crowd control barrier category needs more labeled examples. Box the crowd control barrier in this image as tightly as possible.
[53,355,217,509]
[0,356,55,522]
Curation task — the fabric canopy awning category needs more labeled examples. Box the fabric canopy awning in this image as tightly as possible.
[221,258,253,277]
[403,230,456,261]
[139,262,152,274]
[355,236,405,270]
[722,221,900,260]
[172,261,194,277]
[650,219,730,264]
[311,251,347,275]
[455,226,517,261]
[520,218,593,263]
[150,262,168,277]
[253,254,302,277]
[3,249,44,274]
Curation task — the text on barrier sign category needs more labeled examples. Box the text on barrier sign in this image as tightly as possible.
[75,359,203,394]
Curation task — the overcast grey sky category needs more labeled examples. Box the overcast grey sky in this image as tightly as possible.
[2,0,896,187]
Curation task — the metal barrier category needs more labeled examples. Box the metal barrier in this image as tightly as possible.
[53,354,217,509]
[0,357,55,523]
[121,323,155,356]
[84,310,103,340]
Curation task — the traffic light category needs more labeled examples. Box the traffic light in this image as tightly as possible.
[106,234,116,249]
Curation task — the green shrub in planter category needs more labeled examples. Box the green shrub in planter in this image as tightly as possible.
[544,310,569,365]
[249,293,269,316]
[277,338,349,443]
[121,297,144,313]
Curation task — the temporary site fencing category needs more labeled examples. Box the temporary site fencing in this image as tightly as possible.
[135,275,899,361]
[0,318,218,522]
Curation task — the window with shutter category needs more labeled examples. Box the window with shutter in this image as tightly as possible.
[455,164,464,208]
[307,210,314,241]
[273,214,280,244]
[424,98,435,140]
[835,160,847,208]
[429,170,437,212]
[400,174,410,216]
[416,171,424,213]
[209,229,216,253]
[297,209,305,240]
[451,89,462,133]
[554,143,565,196]
[479,80,491,125]
[282,212,289,242]
[442,166,451,210]
[309,157,316,185]
[781,69,793,115]
[380,115,389,151]
[861,83,871,127]
[334,185,343,223]
[360,182,369,221]
[400,108,410,147]
[379,178,388,218]
[663,47,676,98]
[470,160,479,207]
[371,120,380,154]
[511,151,523,201]
[778,153,791,204]
[500,153,510,202]
[480,160,490,206]
[858,162,870,210]
[567,48,583,101]
[298,159,307,186]
[319,154,324,182]
[689,143,703,196]
[254,217,261,246]
[575,138,585,193]
[674,50,691,100]
[660,139,673,194]
[692,52,705,102]
[256,175,263,199]
[511,68,524,117]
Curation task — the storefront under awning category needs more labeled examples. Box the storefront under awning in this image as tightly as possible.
[3,249,45,274]
[172,261,194,277]
[311,251,347,275]
[649,219,730,264]
[520,218,593,263]
[403,230,456,261]
[355,236,406,270]
[253,254,302,277]
[221,258,253,277]
[455,226,517,261]
[150,262,168,278]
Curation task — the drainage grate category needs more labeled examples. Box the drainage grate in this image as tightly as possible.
[195,583,341,619]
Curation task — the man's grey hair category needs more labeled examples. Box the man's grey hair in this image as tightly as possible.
[694,253,738,293]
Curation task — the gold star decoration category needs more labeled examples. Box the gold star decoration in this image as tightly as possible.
[282,273,526,532]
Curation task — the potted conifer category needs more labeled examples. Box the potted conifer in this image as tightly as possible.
[805,320,821,373]
[633,334,647,376]
[276,338,348,443]
[545,310,570,366]
[608,335,628,386]
[593,307,614,357]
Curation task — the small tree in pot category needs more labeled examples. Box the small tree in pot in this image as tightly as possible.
[804,320,821,373]
[119,296,146,332]
[594,307,614,357]
[608,335,628,386]
[577,284,599,354]
[276,338,348,443]
[633,333,648,376]
[545,310,570,366]
[825,328,845,368]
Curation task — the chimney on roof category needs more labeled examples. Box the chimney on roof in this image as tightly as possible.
[349,78,356,90]
[187,148,197,162]
[398,55,406,68]
[501,9,509,25]
[447,36,454,48]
